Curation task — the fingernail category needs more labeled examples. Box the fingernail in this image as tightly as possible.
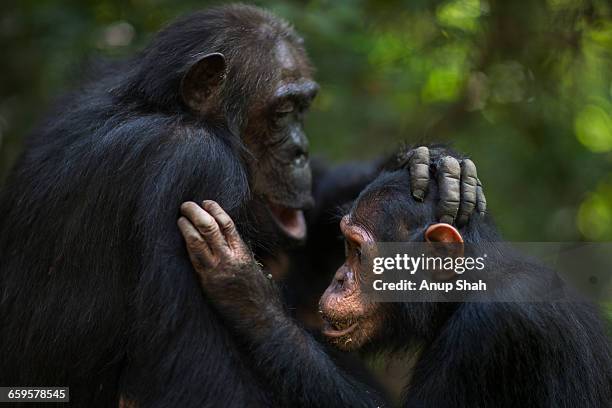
[413,189,424,201]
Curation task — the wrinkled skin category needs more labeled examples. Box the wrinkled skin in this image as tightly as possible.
[183,37,318,242]
[318,216,387,351]
[179,200,258,287]
[177,200,285,342]
[396,146,486,226]
[241,40,318,241]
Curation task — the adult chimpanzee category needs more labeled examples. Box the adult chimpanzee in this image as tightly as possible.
[180,152,611,408]
[0,4,484,407]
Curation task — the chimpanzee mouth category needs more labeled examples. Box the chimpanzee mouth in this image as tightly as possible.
[267,202,307,240]
[321,319,359,338]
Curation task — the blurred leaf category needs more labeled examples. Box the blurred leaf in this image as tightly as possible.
[436,0,482,32]
[575,104,612,153]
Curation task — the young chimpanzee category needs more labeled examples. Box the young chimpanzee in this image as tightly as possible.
[317,169,612,407]
[180,154,611,408]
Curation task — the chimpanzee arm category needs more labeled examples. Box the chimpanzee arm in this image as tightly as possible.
[178,201,385,408]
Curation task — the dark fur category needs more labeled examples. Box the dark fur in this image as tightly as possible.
[0,5,312,407]
[349,169,612,408]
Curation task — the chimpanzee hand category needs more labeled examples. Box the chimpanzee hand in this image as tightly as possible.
[177,200,280,321]
[178,200,253,280]
[397,146,486,227]
[178,201,385,408]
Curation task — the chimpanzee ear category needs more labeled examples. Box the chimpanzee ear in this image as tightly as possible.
[425,223,464,281]
[425,223,463,243]
[181,52,227,114]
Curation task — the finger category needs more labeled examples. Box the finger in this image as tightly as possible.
[180,202,229,254]
[177,216,214,268]
[201,200,242,249]
[476,179,487,215]
[456,159,478,227]
[436,156,461,225]
[408,146,430,201]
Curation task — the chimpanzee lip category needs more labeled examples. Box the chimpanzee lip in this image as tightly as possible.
[321,320,359,338]
[267,201,307,240]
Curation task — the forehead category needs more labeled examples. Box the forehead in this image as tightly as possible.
[346,192,400,240]
[273,39,312,82]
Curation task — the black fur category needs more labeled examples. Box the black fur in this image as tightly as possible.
[0,5,313,407]
[350,169,612,408]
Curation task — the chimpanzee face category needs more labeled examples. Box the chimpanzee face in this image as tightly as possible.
[181,38,318,242]
[319,177,464,351]
[318,214,387,351]
[243,39,318,241]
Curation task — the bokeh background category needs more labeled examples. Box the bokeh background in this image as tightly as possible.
[1,1,611,239]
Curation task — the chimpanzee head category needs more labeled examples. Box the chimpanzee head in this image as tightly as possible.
[318,169,494,351]
[118,5,318,241]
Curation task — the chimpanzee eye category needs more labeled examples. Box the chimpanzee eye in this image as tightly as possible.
[275,100,295,116]
[344,237,362,263]
[355,247,362,263]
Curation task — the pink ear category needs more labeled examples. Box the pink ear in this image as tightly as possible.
[425,223,463,243]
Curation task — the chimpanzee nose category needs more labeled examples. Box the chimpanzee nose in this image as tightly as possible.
[330,265,353,294]
[289,125,309,168]
[292,148,309,168]
[334,276,345,292]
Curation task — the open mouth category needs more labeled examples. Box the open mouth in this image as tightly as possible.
[321,320,358,338]
[268,202,307,240]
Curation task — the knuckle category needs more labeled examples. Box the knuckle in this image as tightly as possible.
[461,195,478,206]
[412,176,429,183]
[222,224,236,236]
[220,218,235,231]
[441,183,461,195]
[186,232,204,247]
[459,200,476,211]
[412,163,430,173]
[196,220,218,235]
[462,176,478,187]
[441,200,461,209]
[203,224,218,234]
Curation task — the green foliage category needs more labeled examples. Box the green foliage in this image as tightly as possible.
[1,0,612,244]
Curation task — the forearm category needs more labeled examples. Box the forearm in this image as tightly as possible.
[246,311,381,408]
[209,271,383,408]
